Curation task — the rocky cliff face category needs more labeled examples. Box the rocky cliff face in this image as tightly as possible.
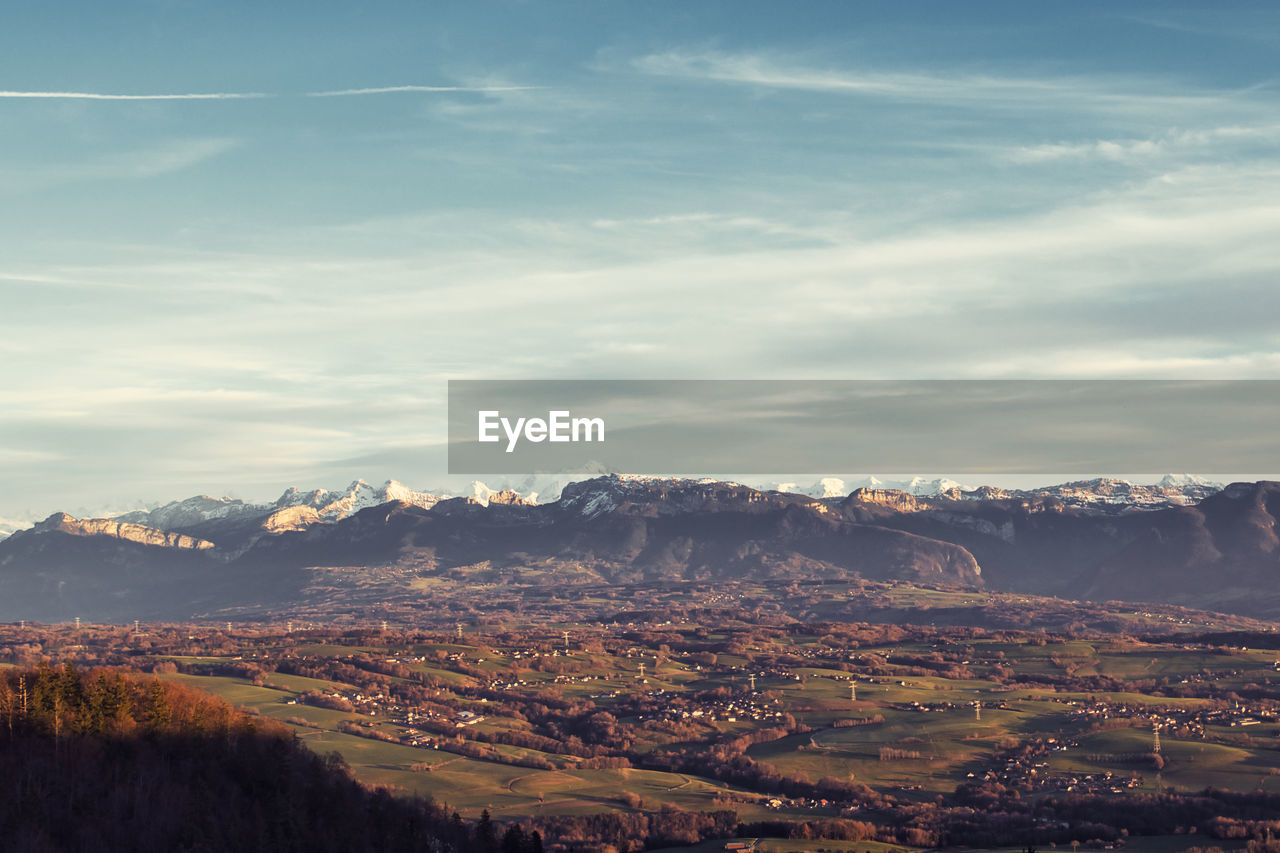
[259,505,322,534]
[1015,477,1220,513]
[31,513,214,551]
[836,478,1221,517]
[484,489,535,506]
[843,488,927,513]
[557,475,815,519]
[0,516,236,622]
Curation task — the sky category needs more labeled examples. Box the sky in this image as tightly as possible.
[2,1,1280,521]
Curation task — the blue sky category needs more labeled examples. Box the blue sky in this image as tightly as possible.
[2,1,1279,518]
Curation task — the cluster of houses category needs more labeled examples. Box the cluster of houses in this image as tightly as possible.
[638,696,785,725]
[287,685,491,736]
[1066,699,1278,735]
[285,688,391,716]
[762,794,846,812]
[975,736,1152,794]
[982,758,1146,795]
[893,699,1006,714]
[492,673,614,691]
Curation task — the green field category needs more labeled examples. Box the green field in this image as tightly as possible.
[111,619,1279,852]
[1049,727,1280,793]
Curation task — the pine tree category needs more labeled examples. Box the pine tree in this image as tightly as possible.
[477,808,496,852]
[91,672,131,732]
[146,680,171,732]
[0,678,13,738]
[502,823,527,853]
[59,662,83,711]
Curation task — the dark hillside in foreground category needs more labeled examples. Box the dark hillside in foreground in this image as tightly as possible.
[0,665,473,853]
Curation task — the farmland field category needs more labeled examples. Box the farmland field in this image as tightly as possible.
[9,607,1280,852]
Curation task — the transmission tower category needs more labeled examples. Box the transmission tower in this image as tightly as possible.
[748,673,757,691]
[1152,724,1161,754]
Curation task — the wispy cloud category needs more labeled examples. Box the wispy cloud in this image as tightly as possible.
[0,271,81,285]
[1008,125,1280,164]
[309,84,542,96]
[1120,13,1280,44]
[0,90,267,100]
[0,137,241,191]
[6,157,1279,515]
[631,48,1249,116]
[122,138,243,177]
[0,449,63,465]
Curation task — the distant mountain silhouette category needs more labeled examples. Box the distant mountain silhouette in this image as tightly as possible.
[3,475,1278,622]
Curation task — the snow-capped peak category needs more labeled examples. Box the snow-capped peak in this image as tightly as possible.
[1157,473,1219,489]
[275,479,440,517]
[812,477,846,498]
[903,476,969,495]
[467,481,498,507]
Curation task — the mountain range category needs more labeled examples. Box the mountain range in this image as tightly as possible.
[0,472,1222,540]
[4,473,1276,623]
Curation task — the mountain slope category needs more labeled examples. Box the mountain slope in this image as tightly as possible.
[5,475,1280,623]
[237,477,983,588]
[1079,481,1280,611]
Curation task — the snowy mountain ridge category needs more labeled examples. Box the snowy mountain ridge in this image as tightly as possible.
[766,476,971,498]
[0,473,1227,541]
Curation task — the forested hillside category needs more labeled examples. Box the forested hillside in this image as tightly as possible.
[0,665,489,853]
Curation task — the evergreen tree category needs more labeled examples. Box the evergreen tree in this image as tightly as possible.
[146,680,171,731]
[477,809,496,852]
[501,824,526,853]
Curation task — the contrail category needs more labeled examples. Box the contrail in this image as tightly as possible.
[0,86,540,100]
[0,90,268,100]
[309,85,541,96]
